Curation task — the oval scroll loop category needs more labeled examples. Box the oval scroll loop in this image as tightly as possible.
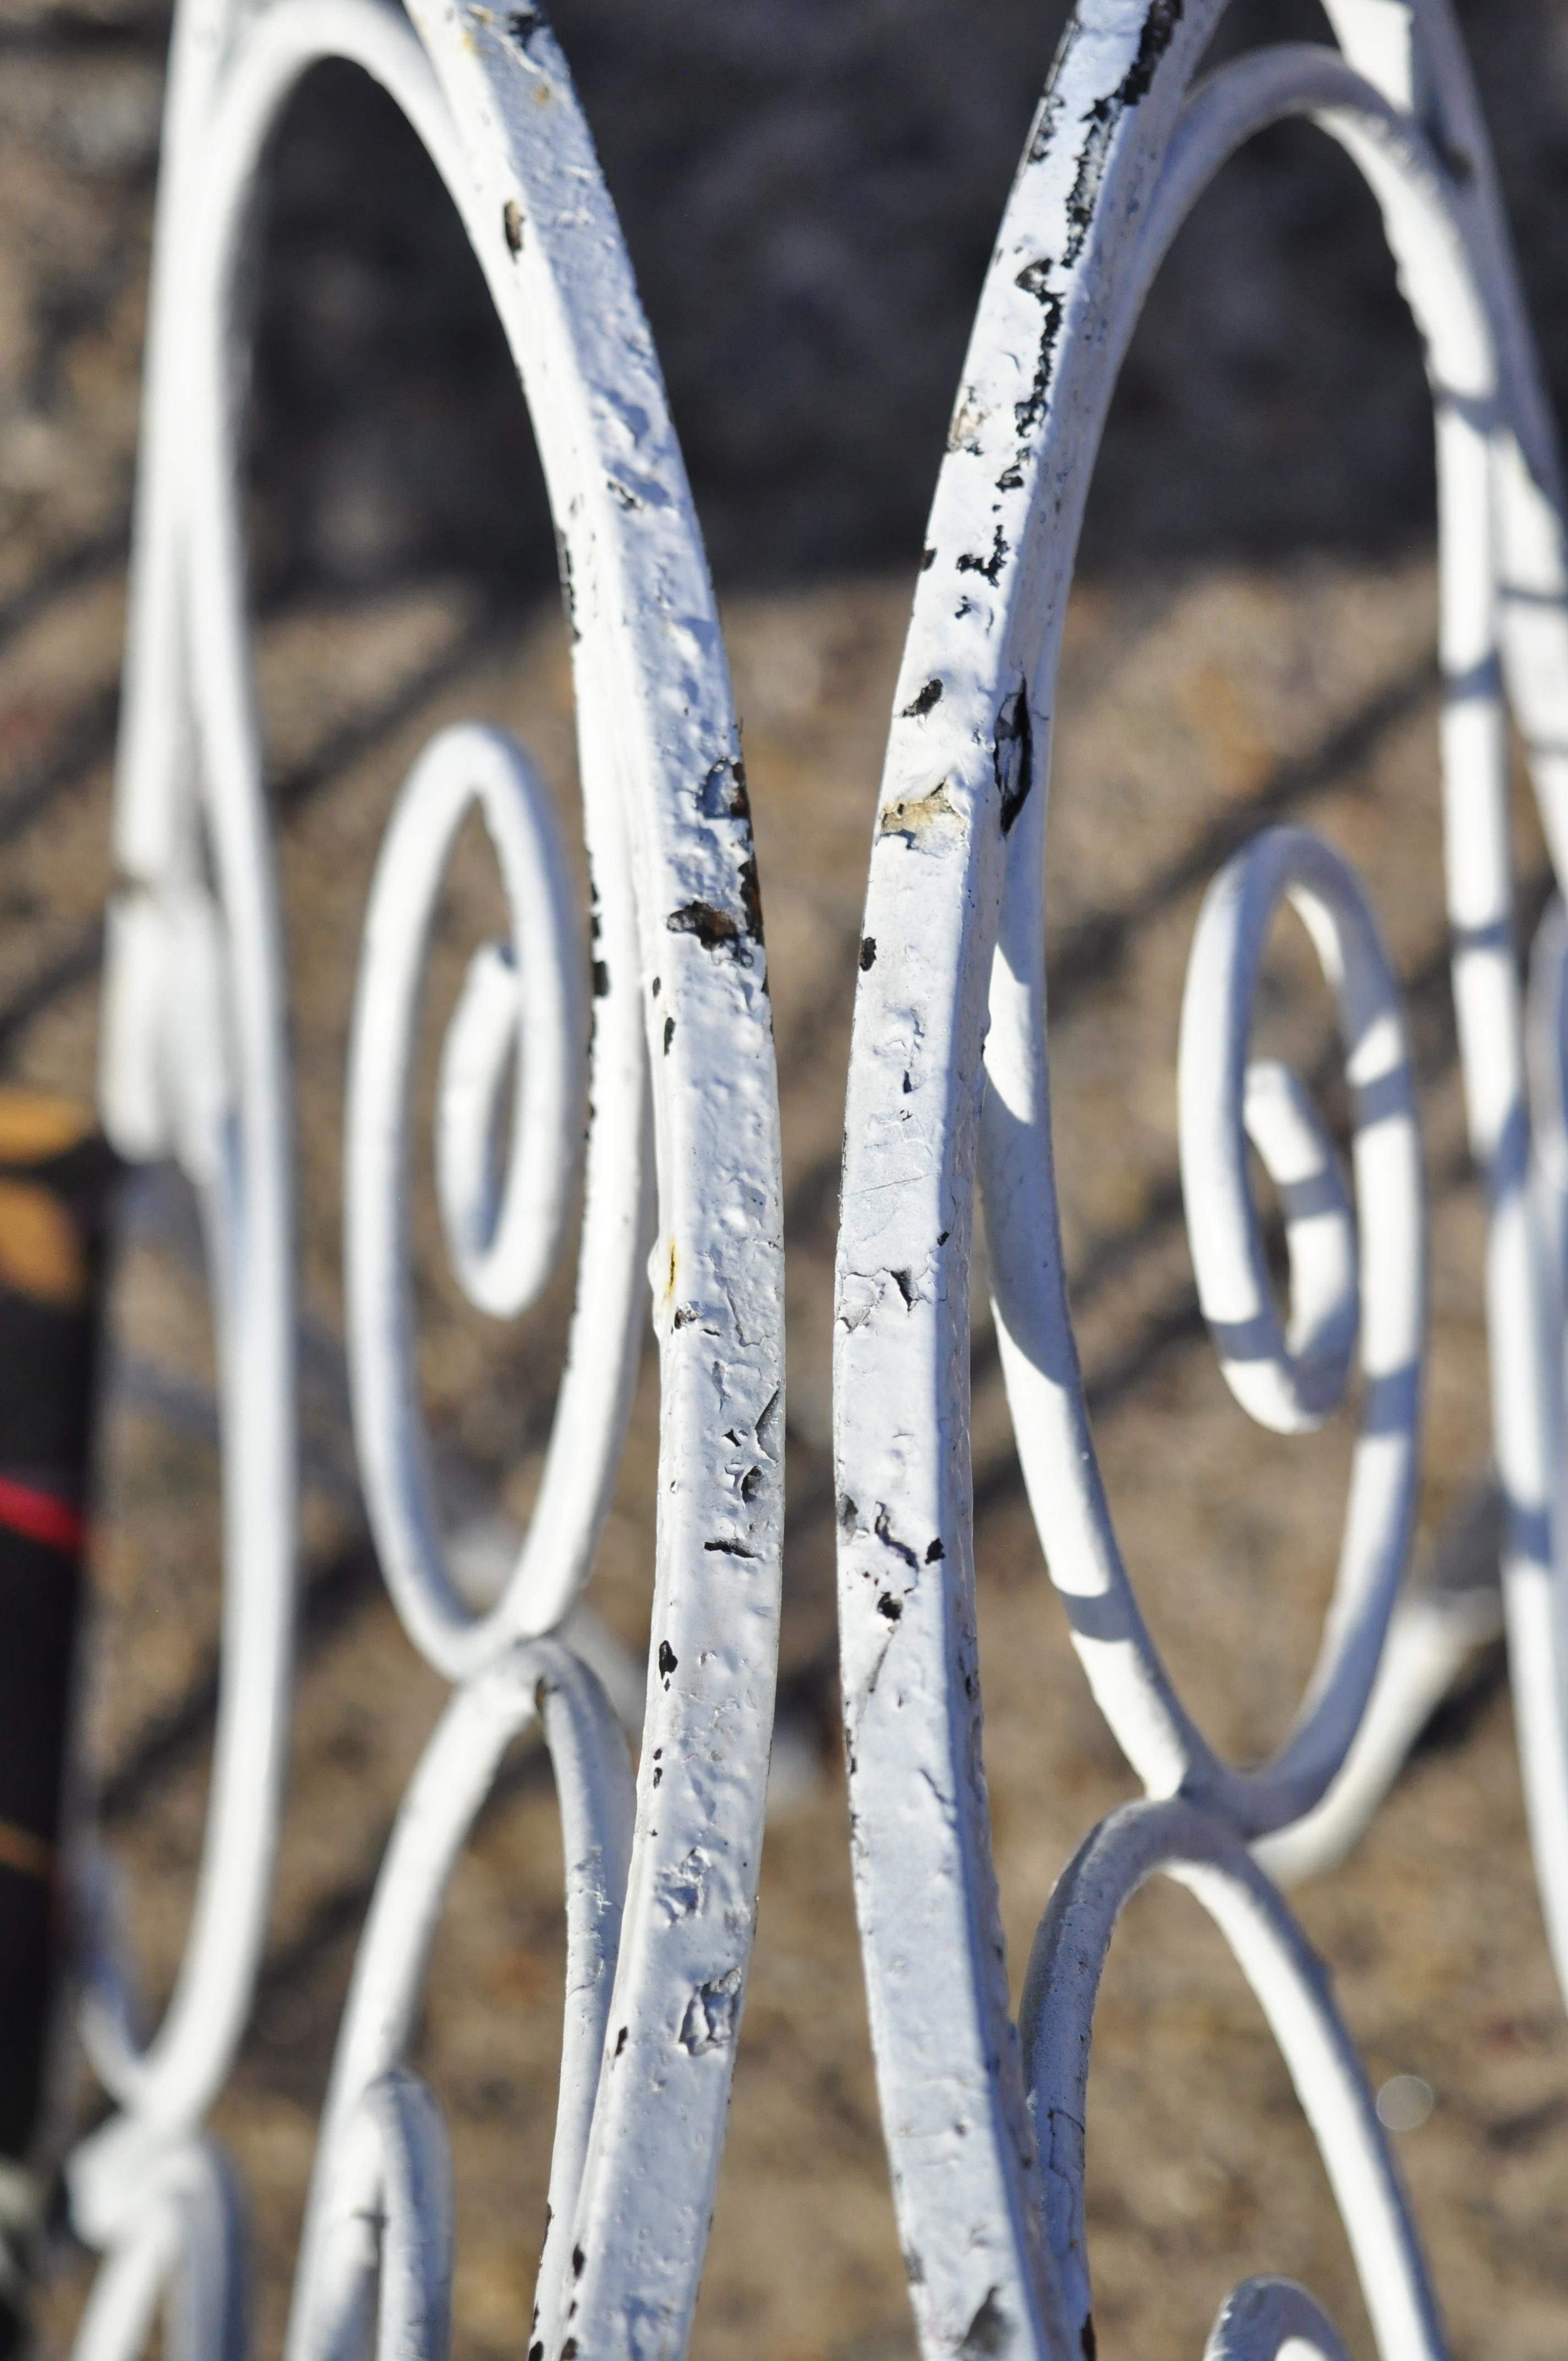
[1179,823,1425,1444]
[345,721,631,1678]
[1170,825,1428,1809]
[1019,1798,1444,2361]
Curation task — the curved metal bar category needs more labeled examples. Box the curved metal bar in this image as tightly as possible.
[1203,2278,1353,2361]
[983,47,1482,1838]
[1019,1798,1442,2361]
[309,2070,455,2361]
[345,717,633,1673]
[73,2143,246,2361]
[287,1643,632,2361]
[835,7,1568,2357]
[1173,824,1425,1805]
[79,0,785,2349]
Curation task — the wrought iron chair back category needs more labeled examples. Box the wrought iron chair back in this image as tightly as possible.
[835,3,1568,2358]
[70,3,783,2355]
[28,1,1568,2357]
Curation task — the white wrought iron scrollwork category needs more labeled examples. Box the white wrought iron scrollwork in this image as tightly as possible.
[78,0,785,2353]
[835,3,1568,2357]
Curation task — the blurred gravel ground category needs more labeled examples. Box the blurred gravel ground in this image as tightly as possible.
[7,4,1568,2360]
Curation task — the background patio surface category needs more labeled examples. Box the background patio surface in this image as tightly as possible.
[5,1,1568,2355]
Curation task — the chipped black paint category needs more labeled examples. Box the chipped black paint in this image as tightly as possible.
[503,200,524,255]
[891,1268,915,1305]
[902,678,944,720]
[925,1537,945,1564]
[704,1537,759,1558]
[592,959,609,999]
[571,2246,585,2279]
[1063,111,1115,270]
[1115,0,1182,106]
[668,900,742,953]
[614,2025,628,2057]
[838,1494,859,1532]
[921,545,937,571]
[658,1640,678,1679]
[876,1593,902,1622]
[700,754,751,822]
[663,1015,675,1055]
[1013,260,1065,439]
[505,2,546,42]
[859,936,877,972]
[995,688,1033,835]
[1063,2,1184,273]
[738,854,764,945]
[956,525,1008,586]
[874,1505,919,1571]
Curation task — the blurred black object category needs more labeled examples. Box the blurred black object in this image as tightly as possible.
[0,1097,116,2357]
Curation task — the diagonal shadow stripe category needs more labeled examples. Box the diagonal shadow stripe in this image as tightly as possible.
[0,529,129,657]
[0,595,519,1064]
[0,687,119,849]
[0,922,104,1062]
[1045,654,1440,1025]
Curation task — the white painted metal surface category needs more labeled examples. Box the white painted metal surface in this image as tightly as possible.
[835,4,1568,2357]
[61,0,1568,2350]
[78,0,785,2353]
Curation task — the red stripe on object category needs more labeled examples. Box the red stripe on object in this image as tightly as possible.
[0,1475,83,1557]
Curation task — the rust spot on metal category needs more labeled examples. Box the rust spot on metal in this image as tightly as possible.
[738,855,764,945]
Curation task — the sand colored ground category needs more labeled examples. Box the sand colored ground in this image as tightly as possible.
[5,6,1568,2360]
